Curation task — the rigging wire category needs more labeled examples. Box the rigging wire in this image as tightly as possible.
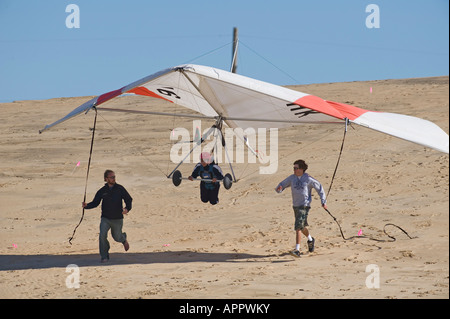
[183,41,233,65]
[96,111,169,178]
[167,71,184,176]
[236,128,339,182]
[183,40,299,85]
[239,40,300,84]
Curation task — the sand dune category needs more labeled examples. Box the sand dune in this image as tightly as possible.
[0,76,448,299]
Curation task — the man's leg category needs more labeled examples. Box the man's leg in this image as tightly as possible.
[109,218,129,251]
[301,227,309,238]
[290,207,304,257]
[208,184,220,205]
[200,184,209,203]
[99,217,111,261]
[301,208,315,252]
[296,229,302,246]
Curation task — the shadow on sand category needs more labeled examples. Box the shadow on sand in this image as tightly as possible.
[0,250,290,271]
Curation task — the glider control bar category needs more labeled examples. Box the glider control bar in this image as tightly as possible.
[172,170,233,190]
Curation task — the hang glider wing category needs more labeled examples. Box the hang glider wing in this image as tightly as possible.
[40,64,449,154]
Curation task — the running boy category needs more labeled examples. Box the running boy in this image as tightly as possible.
[275,160,327,257]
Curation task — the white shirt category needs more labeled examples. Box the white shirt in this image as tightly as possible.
[277,173,326,207]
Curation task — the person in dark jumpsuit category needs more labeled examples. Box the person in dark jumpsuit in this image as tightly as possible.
[188,152,224,205]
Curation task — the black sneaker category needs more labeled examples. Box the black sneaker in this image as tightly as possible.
[289,249,301,258]
[307,237,315,252]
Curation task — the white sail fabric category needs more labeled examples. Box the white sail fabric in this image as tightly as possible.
[40,64,449,154]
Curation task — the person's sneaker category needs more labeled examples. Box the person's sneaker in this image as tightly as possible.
[307,237,315,252]
[289,249,301,258]
[123,240,130,251]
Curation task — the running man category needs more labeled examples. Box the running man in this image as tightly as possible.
[82,170,132,263]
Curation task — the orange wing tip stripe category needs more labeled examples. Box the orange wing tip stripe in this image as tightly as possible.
[294,95,369,121]
[127,87,173,103]
[95,88,123,106]
[325,100,370,121]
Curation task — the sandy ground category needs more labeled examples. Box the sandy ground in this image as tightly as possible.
[0,76,448,300]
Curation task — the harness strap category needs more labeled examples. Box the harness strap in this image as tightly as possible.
[199,164,216,190]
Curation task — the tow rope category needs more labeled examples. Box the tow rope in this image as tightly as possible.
[324,208,414,242]
[326,119,415,242]
[69,107,97,245]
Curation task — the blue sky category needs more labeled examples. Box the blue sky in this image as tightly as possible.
[0,0,448,102]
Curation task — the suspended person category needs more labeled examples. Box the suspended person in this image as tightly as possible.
[82,170,133,263]
[275,160,327,258]
[189,152,224,205]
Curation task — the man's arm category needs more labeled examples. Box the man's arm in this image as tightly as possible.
[82,188,103,209]
[311,178,327,208]
[121,186,133,212]
[212,165,224,180]
[189,163,202,180]
[275,175,292,192]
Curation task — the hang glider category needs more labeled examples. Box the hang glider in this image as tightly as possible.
[40,64,449,154]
